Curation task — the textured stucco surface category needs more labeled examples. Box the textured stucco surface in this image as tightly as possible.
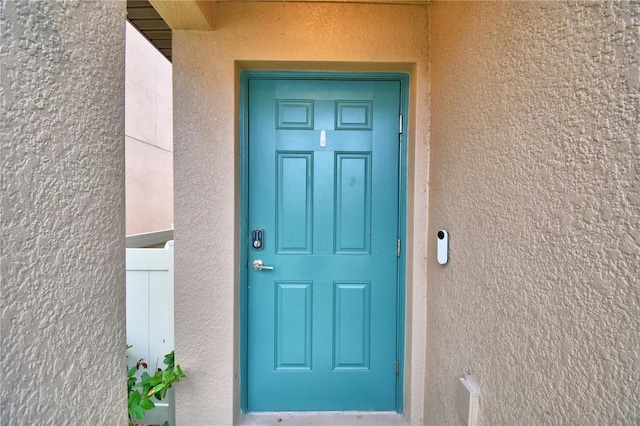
[150,0,216,31]
[172,2,429,424]
[125,21,174,235]
[1,1,127,424]
[427,2,639,424]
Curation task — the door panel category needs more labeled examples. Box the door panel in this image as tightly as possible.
[335,153,371,253]
[275,281,312,370]
[277,153,313,253]
[247,79,400,411]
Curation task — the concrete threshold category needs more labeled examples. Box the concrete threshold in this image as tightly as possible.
[238,412,406,426]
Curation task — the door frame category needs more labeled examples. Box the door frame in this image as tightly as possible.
[239,70,409,413]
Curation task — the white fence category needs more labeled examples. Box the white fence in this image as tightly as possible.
[126,241,175,425]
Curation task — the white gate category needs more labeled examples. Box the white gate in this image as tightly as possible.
[126,240,175,425]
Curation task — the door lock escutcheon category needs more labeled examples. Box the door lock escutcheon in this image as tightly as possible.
[251,228,264,250]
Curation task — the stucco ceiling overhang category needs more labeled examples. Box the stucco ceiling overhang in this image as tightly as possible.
[146,0,428,30]
[131,0,429,62]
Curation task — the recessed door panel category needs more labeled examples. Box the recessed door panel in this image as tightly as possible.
[276,153,313,254]
[333,282,371,370]
[275,282,313,370]
[335,153,371,254]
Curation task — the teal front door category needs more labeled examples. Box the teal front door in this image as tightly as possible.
[247,77,401,411]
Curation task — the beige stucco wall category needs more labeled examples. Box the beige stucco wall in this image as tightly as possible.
[172,2,429,424]
[428,1,639,424]
[126,21,174,235]
[1,0,127,424]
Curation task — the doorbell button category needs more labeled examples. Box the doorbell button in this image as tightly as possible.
[437,230,448,265]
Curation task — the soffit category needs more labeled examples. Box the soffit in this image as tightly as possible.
[127,0,172,62]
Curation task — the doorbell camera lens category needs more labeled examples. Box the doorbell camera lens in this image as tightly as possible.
[437,231,445,240]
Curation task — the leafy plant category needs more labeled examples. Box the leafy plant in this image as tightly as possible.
[127,346,186,426]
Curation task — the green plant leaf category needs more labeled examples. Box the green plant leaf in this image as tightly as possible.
[164,351,174,366]
[130,405,146,419]
[147,382,167,397]
[175,365,185,378]
[128,366,137,378]
[128,391,141,408]
[162,421,170,426]
[140,399,155,410]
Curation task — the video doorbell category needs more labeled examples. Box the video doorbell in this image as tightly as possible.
[437,230,449,265]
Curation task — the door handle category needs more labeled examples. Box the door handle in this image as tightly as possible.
[252,259,274,271]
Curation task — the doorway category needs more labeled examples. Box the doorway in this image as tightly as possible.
[241,72,407,412]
